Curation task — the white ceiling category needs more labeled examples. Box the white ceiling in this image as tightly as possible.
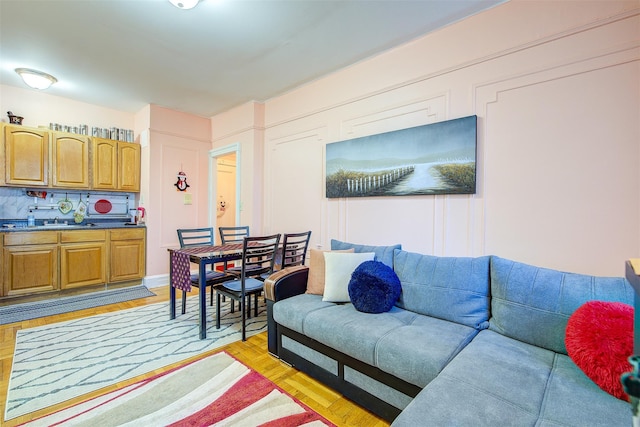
[0,0,505,118]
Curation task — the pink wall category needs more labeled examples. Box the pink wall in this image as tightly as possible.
[211,102,266,235]
[213,0,640,276]
[142,105,212,278]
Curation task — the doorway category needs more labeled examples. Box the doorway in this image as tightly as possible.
[215,153,236,229]
[209,144,241,242]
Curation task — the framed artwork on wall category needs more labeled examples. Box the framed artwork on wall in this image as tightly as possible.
[325,115,477,198]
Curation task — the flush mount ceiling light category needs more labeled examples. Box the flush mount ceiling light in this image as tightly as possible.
[169,0,199,9]
[15,68,58,90]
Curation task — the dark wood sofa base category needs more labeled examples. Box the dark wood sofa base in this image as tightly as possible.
[276,325,421,422]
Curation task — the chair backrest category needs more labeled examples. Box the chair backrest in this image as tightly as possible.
[219,226,250,244]
[177,227,215,248]
[241,234,281,278]
[281,231,312,268]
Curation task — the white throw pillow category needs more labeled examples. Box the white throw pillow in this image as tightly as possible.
[306,248,354,295]
[322,251,375,302]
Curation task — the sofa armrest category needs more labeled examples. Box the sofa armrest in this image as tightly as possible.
[264,265,309,356]
[264,265,309,302]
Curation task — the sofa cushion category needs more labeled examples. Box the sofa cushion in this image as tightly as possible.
[489,256,634,354]
[303,303,418,366]
[348,260,401,313]
[306,248,354,295]
[322,251,375,302]
[565,300,633,401]
[272,293,336,335]
[375,315,479,388]
[391,330,630,427]
[330,239,400,268]
[393,250,491,329]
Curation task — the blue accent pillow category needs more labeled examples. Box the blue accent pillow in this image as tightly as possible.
[348,260,401,313]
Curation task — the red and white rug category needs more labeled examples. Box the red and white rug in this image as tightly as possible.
[21,352,333,426]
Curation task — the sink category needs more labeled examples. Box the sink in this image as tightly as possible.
[38,223,73,228]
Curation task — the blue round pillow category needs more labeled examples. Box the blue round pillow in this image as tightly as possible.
[348,260,401,313]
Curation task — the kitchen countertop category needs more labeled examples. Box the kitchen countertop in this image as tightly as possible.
[1,221,146,232]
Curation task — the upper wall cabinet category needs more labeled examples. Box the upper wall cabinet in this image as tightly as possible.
[1,124,49,187]
[92,138,140,192]
[92,138,117,190]
[118,141,140,192]
[52,132,90,188]
[1,124,140,192]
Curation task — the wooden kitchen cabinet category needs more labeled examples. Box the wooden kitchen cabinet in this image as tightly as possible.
[92,138,140,192]
[3,231,58,297]
[60,230,106,289]
[109,228,145,282]
[117,141,140,192]
[1,226,146,299]
[92,138,117,190]
[52,132,90,188]
[1,123,49,187]
[1,125,139,192]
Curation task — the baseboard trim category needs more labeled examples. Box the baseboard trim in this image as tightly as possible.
[144,274,169,289]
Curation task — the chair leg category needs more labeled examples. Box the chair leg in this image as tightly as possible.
[241,293,247,341]
[254,293,259,317]
[209,286,214,306]
[247,295,252,319]
[181,290,187,315]
[216,292,221,329]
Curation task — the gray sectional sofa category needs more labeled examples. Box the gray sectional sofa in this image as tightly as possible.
[264,240,634,426]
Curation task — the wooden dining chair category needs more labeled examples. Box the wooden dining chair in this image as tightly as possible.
[214,233,281,341]
[176,227,234,315]
[280,231,312,269]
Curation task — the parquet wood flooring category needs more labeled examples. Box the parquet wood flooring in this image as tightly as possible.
[0,286,389,427]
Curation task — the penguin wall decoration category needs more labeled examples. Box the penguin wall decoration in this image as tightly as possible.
[174,171,190,191]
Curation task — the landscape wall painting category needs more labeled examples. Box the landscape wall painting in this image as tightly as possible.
[326,115,477,198]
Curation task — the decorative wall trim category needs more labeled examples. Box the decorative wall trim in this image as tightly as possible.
[211,124,267,144]
[474,39,639,265]
[339,95,447,138]
[264,126,327,237]
[149,127,212,144]
[264,9,640,130]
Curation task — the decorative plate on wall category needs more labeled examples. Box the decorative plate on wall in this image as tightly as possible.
[94,199,112,214]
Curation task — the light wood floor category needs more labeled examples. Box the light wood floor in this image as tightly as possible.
[0,286,389,427]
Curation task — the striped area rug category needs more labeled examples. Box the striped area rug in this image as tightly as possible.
[6,296,267,421]
[21,352,333,426]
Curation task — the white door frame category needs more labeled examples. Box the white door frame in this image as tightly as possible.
[209,143,241,242]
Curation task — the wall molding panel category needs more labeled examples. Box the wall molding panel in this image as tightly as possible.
[339,94,447,139]
[258,3,639,274]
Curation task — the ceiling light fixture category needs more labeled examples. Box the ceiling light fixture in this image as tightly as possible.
[169,0,199,9]
[15,68,58,90]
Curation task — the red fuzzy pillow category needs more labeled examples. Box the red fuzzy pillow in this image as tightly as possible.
[565,301,634,401]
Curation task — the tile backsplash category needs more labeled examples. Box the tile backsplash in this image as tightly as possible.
[0,187,136,222]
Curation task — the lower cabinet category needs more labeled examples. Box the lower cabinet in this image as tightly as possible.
[3,231,59,297]
[1,227,145,298]
[60,230,107,289]
[109,228,146,282]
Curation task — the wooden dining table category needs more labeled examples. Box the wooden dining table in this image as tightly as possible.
[168,244,245,339]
